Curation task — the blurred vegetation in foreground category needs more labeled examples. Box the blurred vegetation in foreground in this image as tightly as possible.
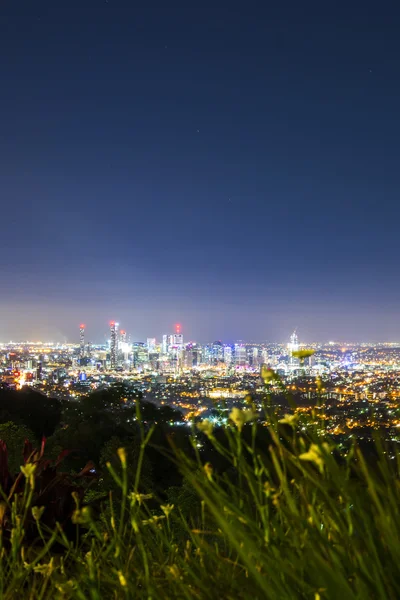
[0,372,399,599]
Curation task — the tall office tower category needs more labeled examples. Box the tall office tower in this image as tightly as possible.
[147,338,156,352]
[173,333,184,347]
[132,342,148,368]
[212,341,224,362]
[261,348,269,365]
[252,347,259,367]
[169,326,183,371]
[190,345,200,366]
[224,345,233,365]
[79,324,85,358]
[182,349,194,369]
[36,361,42,381]
[288,330,299,353]
[110,321,118,368]
[203,344,212,364]
[287,329,299,369]
[234,344,247,367]
[173,323,183,347]
[162,334,174,354]
[118,330,130,363]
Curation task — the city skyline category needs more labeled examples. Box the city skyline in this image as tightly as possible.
[2,319,400,346]
[3,301,400,343]
[3,2,400,341]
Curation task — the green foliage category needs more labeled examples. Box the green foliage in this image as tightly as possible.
[0,420,399,598]
[0,437,96,550]
[0,422,37,473]
[0,388,61,438]
[99,435,153,493]
[2,382,400,598]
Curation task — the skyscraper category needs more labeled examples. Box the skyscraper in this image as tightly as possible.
[162,334,173,355]
[36,361,42,381]
[147,338,156,352]
[261,348,269,365]
[288,329,300,370]
[173,324,183,347]
[172,323,183,350]
[79,324,85,358]
[212,341,224,362]
[224,345,233,365]
[110,321,118,368]
[252,347,259,367]
[234,344,247,367]
[182,349,194,369]
[173,333,184,347]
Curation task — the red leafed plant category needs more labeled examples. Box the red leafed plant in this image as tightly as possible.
[0,437,97,543]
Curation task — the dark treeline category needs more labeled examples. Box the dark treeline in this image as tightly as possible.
[0,384,385,519]
[0,383,398,600]
[0,385,282,517]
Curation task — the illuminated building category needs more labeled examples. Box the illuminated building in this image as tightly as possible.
[203,344,212,364]
[192,345,202,366]
[119,330,127,363]
[287,329,300,371]
[173,324,184,349]
[132,342,148,368]
[117,331,130,364]
[172,343,184,372]
[162,325,184,369]
[212,341,224,363]
[251,347,259,367]
[162,334,174,355]
[147,338,156,352]
[182,349,194,369]
[234,344,247,366]
[79,324,85,358]
[224,345,233,365]
[173,334,183,346]
[36,361,42,381]
[110,321,118,368]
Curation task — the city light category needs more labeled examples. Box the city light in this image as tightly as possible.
[1,326,400,443]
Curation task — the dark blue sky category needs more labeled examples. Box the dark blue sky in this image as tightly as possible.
[1,0,400,343]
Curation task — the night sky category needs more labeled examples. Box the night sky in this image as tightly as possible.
[2,1,400,343]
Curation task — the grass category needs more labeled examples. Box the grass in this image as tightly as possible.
[0,390,400,599]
